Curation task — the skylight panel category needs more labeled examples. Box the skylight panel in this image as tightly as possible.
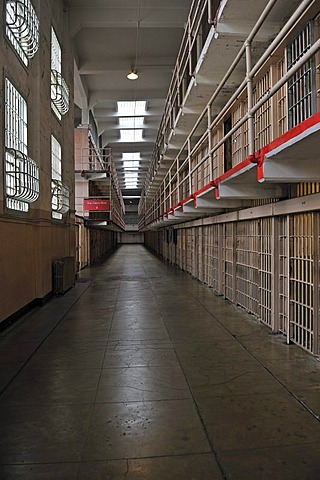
[124,178,138,187]
[124,172,138,179]
[120,129,143,142]
[119,117,144,128]
[117,101,147,116]
[125,177,138,183]
[123,161,140,169]
[125,182,138,188]
[122,152,141,160]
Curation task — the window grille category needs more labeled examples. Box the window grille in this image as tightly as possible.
[5,148,39,208]
[51,179,70,215]
[51,134,61,180]
[4,78,39,212]
[5,78,27,153]
[51,69,70,117]
[51,135,69,218]
[51,27,69,118]
[6,0,39,65]
[287,22,315,128]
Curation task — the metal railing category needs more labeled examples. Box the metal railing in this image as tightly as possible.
[139,0,319,228]
[75,133,125,229]
[75,146,112,173]
[144,0,222,190]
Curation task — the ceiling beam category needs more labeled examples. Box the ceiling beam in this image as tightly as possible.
[79,58,176,74]
[70,7,188,37]
[89,90,168,106]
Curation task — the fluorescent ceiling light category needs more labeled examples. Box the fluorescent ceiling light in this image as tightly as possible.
[119,117,144,128]
[120,129,143,142]
[117,101,147,116]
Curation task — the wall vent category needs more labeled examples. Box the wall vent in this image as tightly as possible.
[52,256,75,295]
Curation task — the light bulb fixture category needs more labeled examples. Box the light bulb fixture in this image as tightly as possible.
[127,70,139,80]
[127,1,141,81]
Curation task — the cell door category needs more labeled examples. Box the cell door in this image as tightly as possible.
[222,222,235,302]
[289,213,317,354]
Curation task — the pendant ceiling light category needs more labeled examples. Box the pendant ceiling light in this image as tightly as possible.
[127,70,139,80]
[127,0,140,81]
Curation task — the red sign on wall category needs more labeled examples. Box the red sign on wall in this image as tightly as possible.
[84,199,110,211]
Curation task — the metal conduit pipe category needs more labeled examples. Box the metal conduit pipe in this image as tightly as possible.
[190,1,208,50]
[208,0,224,25]
[245,41,255,157]
[208,104,214,181]
[246,0,279,42]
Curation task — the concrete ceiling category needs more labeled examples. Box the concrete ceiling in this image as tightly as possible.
[69,0,193,195]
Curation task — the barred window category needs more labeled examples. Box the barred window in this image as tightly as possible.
[6,0,39,66]
[51,27,69,119]
[51,135,69,219]
[287,22,316,128]
[4,78,39,212]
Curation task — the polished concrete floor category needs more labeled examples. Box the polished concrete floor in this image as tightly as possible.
[0,244,320,479]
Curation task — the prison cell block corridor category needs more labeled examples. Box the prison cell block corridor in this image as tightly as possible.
[0,245,319,479]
